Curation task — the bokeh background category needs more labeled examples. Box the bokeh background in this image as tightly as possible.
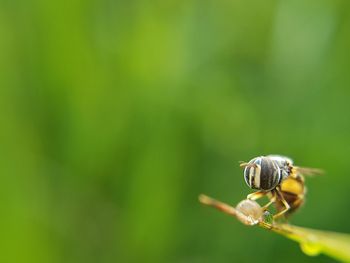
[1,0,350,262]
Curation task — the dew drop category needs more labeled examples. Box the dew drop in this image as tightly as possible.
[300,240,322,256]
[235,199,262,226]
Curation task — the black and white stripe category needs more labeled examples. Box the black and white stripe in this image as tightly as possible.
[259,157,281,190]
[244,156,282,191]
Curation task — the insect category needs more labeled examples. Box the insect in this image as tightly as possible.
[240,155,323,219]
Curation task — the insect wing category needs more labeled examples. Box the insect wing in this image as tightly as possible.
[295,166,324,176]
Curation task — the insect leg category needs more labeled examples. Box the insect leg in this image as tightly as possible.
[273,189,290,219]
[247,191,266,201]
[261,191,276,210]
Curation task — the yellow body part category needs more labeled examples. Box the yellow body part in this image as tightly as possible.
[280,175,305,196]
[275,174,306,216]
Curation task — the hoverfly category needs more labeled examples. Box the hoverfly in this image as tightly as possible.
[240,155,323,219]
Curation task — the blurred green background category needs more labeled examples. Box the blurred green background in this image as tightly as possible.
[1,0,350,262]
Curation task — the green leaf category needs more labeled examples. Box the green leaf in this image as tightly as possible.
[199,194,350,262]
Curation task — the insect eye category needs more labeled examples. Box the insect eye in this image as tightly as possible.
[243,167,252,188]
[258,157,281,190]
[243,163,261,190]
